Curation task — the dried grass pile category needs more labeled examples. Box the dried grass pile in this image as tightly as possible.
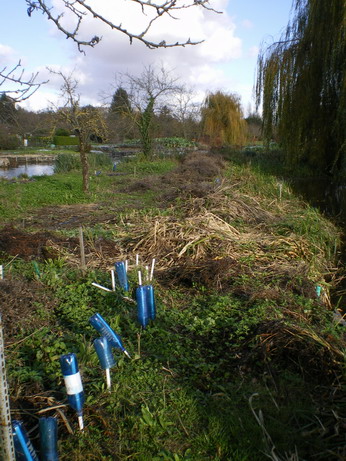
[117,182,336,292]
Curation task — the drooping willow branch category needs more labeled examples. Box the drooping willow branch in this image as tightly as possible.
[255,0,345,173]
[0,60,48,101]
[26,0,221,51]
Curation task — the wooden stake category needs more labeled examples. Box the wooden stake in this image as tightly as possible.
[79,226,86,271]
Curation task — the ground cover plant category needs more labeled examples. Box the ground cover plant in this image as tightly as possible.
[0,151,345,460]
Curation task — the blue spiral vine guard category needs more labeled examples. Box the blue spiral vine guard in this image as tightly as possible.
[136,286,149,328]
[136,285,157,328]
[12,420,39,461]
[39,417,58,461]
[145,285,156,321]
[89,313,131,358]
[59,353,85,430]
[93,337,116,389]
[115,261,129,292]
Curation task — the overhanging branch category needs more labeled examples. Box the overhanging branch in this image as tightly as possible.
[26,0,221,50]
[0,61,48,102]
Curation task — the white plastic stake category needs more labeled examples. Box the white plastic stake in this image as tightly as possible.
[78,415,84,431]
[92,282,112,292]
[150,258,156,281]
[138,271,142,287]
[0,315,16,461]
[125,260,128,273]
[135,254,139,266]
[111,270,115,291]
[0,265,3,279]
[105,368,111,389]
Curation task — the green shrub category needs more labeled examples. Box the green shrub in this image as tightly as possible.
[54,153,81,173]
[54,152,112,173]
[55,128,70,136]
[0,132,21,149]
[155,137,197,149]
[89,152,113,169]
[53,135,79,146]
[29,136,53,147]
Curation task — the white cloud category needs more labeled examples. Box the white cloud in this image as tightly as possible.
[241,19,254,29]
[248,45,259,57]
[0,44,15,60]
[20,0,248,110]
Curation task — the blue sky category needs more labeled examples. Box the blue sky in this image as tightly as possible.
[1,0,293,113]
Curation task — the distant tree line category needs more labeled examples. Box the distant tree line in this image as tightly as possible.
[0,66,258,157]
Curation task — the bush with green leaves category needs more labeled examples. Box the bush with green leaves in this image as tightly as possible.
[55,128,71,137]
[155,138,197,149]
[54,153,81,173]
[53,135,79,146]
[0,131,21,149]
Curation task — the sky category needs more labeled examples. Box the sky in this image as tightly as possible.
[1,0,293,115]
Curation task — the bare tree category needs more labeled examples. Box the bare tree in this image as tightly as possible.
[114,65,183,156]
[172,88,200,139]
[26,0,220,50]
[0,60,47,102]
[49,69,108,193]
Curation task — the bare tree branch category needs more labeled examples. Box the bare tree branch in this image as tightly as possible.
[0,60,48,102]
[26,0,221,50]
[47,67,108,193]
[111,64,184,156]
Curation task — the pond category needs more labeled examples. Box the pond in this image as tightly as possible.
[0,163,55,179]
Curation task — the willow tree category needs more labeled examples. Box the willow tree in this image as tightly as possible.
[201,91,247,147]
[256,0,345,173]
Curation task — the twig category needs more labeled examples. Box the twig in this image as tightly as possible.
[5,327,45,349]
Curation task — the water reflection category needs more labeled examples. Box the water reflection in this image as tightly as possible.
[290,178,346,223]
[0,164,55,179]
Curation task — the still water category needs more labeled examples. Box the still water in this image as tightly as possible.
[0,163,55,179]
[289,177,346,224]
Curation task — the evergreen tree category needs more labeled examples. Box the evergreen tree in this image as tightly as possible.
[109,88,132,118]
[256,0,346,173]
[0,94,17,125]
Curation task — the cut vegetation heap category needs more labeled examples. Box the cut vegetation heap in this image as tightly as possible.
[0,151,345,460]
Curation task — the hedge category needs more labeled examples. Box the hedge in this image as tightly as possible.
[53,136,79,146]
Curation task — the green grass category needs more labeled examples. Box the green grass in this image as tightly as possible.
[0,157,179,221]
[1,153,344,460]
[0,174,88,219]
[5,263,336,460]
